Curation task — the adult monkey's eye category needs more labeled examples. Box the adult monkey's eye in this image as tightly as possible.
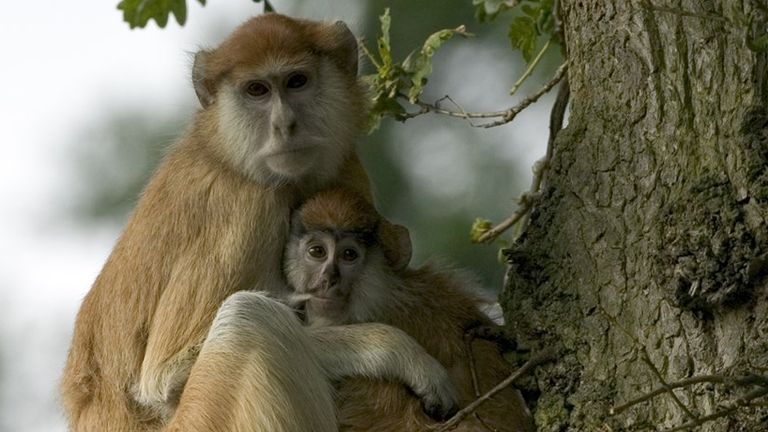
[245,81,270,97]
[286,73,308,89]
[308,245,326,259]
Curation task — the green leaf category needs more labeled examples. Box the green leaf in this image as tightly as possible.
[368,96,407,131]
[470,218,493,243]
[363,8,411,130]
[508,15,538,62]
[363,8,469,127]
[379,8,391,50]
[402,25,470,102]
[117,0,190,29]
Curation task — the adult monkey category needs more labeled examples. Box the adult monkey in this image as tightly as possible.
[60,14,458,432]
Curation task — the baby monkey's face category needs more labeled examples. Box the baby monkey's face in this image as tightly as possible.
[286,231,369,325]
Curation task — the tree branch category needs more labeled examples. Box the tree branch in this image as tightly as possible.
[474,75,570,244]
[510,39,552,95]
[611,375,726,416]
[662,387,768,432]
[402,61,568,128]
[612,374,768,416]
[432,348,558,431]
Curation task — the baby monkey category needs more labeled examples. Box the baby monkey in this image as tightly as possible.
[285,188,535,432]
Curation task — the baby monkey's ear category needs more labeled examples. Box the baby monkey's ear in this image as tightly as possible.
[380,221,412,271]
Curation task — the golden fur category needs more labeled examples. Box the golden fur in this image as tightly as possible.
[61,14,371,432]
[335,265,535,432]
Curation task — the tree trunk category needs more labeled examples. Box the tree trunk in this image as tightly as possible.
[502,1,768,430]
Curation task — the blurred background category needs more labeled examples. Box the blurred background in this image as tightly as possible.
[0,0,558,430]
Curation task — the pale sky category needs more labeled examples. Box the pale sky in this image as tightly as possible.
[0,2,549,430]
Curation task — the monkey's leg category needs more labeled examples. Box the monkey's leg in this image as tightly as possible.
[165,291,337,432]
[309,324,460,420]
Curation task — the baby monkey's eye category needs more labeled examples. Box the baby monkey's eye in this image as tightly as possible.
[307,245,326,259]
[342,248,359,262]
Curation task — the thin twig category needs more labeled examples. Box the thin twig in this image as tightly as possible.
[403,61,568,128]
[407,97,507,120]
[436,95,480,128]
[433,348,558,431]
[474,198,532,244]
[478,61,568,128]
[510,39,552,95]
[518,75,570,231]
[359,38,382,70]
[475,75,570,244]
[611,375,727,415]
[638,347,699,420]
[473,412,500,432]
[540,75,570,188]
[599,305,698,421]
[662,387,768,432]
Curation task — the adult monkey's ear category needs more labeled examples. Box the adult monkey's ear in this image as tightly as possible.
[192,50,216,108]
[312,20,358,76]
[380,221,412,271]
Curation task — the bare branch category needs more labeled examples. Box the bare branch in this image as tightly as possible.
[432,348,558,431]
[402,61,568,128]
[474,194,533,244]
[611,375,727,415]
[477,61,568,128]
[474,75,570,244]
[637,348,699,420]
[510,39,552,95]
[662,387,768,432]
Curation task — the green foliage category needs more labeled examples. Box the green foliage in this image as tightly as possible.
[474,0,557,63]
[117,0,200,29]
[508,1,555,63]
[364,2,561,127]
[117,0,273,28]
[403,25,471,102]
[363,9,470,129]
[508,14,538,62]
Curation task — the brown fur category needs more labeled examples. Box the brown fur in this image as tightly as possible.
[60,14,370,432]
[336,266,534,432]
[291,188,536,432]
[298,188,411,270]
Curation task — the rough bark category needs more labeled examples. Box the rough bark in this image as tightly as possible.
[502,1,768,430]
